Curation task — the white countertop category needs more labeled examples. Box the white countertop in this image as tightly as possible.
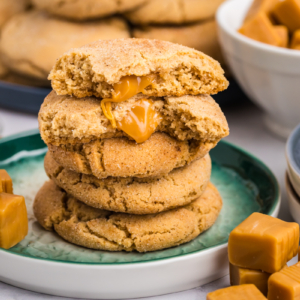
[0,100,294,300]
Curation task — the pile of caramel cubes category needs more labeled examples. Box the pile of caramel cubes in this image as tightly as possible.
[207,212,300,300]
[0,170,28,249]
[239,0,300,50]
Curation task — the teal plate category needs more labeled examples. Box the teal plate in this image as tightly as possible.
[0,129,280,265]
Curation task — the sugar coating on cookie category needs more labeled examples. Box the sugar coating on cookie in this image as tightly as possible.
[0,11,130,80]
[33,180,222,252]
[44,152,212,214]
[48,132,213,179]
[32,0,147,21]
[48,38,228,98]
[125,0,226,25]
[133,20,224,65]
[39,92,229,146]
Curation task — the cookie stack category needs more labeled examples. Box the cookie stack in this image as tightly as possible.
[34,38,229,252]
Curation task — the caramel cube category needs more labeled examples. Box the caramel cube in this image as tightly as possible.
[244,0,278,22]
[230,263,270,296]
[0,193,28,249]
[228,213,299,273]
[239,13,282,46]
[274,25,289,47]
[272,0,300,32]
[207,284,267,300]
[268,262,300,300]
[0,170,13,194]
[291,30,300,49]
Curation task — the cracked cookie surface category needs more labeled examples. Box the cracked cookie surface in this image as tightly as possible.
[48,38,228,98]
[33,180,222,252]
[125,0,226,25]
[32,0,147,21]
[44,152,211,214]
[0,11,130,80]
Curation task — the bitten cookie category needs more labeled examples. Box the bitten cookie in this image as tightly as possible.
[48,38,228,98]
[40,92,228,178]
[44,152,212,214]
[0,11,130,80]
[125,0,226,25]
[34,181,223,252]
[32,0,147,21]
[133,20,224,65]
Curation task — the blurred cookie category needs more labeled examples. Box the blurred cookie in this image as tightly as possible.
[49,38,228,98]
[0,0,29,28]
[133,20,224,65]
[0,61,8,79]
[44,152,212,215]
[1,72,50,87]
[125,0,226,25]
[34,180,222,252]
[0,11,130,80]
[32,0,147,21]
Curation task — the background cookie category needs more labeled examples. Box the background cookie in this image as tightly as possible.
[32,0,147,21]
[44,152,212,214]
[49,38,228,98]
[125,0,226,25]
[133,20,224,65]
[48,132,213,179]
[34,181,222,252]
[0,11,130,80]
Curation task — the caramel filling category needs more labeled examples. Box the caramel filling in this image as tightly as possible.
[101,75,156,137]
[117,99,162,144]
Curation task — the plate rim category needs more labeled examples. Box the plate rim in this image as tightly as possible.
[0,129,281,266]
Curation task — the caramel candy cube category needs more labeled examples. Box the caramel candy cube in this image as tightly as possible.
[0,170,13,194]
[268,262,300,300]
[230,263,270,296]
[291,30,300,49]
[228,213,299,273]
[207,284,267,300]
[274,25,289,47]
[239,13,282,46]
[244,0,278,22]
[272,0,300,32]
[0,193,28,249]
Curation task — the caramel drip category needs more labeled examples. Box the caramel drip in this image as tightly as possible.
[117,99,162,144]
[101,75,156,128]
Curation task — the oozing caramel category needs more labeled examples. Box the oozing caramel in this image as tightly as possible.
[101,75,156,128]
[117,99,162,144]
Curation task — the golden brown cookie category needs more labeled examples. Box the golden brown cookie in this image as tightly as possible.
[34,180,222,252]
[48,38,228,98]
[0,0,29,28]
[44,152,212,214]
[125,0,226,25]
[39,92,229,146]
[48,132,213,179]
[133,20,224,65]
[0,11,130,80]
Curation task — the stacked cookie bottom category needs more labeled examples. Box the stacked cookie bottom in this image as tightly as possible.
[34,149,222,253]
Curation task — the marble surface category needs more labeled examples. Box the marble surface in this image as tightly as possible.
[0,99,294,300]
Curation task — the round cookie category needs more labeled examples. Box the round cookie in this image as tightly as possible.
[133,20,224,65]
[48,38,228,99]
[125,0,226,25]
[0,11,130,80]
[0,0,29,28]
[48,132,213,179]
[34,180,223,252]
[44,152,212,214]
[32,0,147,21]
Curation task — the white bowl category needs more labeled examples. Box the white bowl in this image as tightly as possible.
[217,0,300,138]
[285,173,300,224]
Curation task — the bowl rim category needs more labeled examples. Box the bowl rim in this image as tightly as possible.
[0,129,281,265]
[286,123,300,177]
[216,0,300,57]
